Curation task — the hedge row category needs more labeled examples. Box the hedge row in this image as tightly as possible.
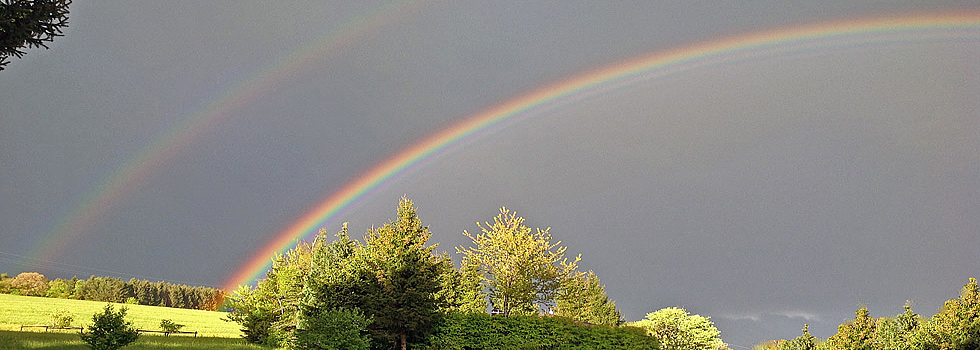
[419,313,659,350]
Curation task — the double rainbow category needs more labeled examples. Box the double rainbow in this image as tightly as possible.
[221,12,980,291]
[26,0,432,268]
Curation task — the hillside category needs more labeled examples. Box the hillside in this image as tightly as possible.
[0,294,242,338]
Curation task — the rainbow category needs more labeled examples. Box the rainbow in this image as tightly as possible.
[26,0,433,268]
[222,12,980,291]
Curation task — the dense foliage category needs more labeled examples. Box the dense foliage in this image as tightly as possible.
[80,304,139,350]
[757,278,979,350]
[422,312,658,350]
[629,307,725,350]
[456,207,580,317]
[292,307,372,350]
[0,273,226,311]
[0,0,71,70]
[228,198,645,350]
[555,270,623,326]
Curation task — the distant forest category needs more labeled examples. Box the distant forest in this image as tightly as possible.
[0,272,225,311]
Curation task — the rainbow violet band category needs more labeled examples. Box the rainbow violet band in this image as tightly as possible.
[26,0,431,270]
[222,12,980,292]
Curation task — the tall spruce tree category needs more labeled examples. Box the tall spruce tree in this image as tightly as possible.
[0,0,71,70]
[555,270,623,326]
[356,197,447,350]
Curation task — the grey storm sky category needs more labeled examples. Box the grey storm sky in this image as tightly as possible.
[2,1,979,347]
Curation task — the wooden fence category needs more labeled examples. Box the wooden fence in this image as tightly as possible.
[136,329,198,337]
[19,325,84,332]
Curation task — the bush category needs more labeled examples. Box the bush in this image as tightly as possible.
[291,307,373,350]
[159,319,184,333]
[80,305,139,350]
[422,313,659,350]
[49,309,74,328]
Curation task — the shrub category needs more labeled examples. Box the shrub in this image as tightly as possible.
[159,319,184,333]
[80,304,139,350]
[49,309,74,328]
[291,307,373,350]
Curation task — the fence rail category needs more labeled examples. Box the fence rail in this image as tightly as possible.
[136,329,198,337]
[19,325,84,332]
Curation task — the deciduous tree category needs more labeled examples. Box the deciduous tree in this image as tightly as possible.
[825,306,878,350]
[456,207,579,316]
[629,307,726,350]
[912,278,979,350]
[9,272,49,296]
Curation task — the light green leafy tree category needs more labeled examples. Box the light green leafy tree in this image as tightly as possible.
[911,278,979,350]
[630,307,726,350]
[555,270,623,326]
[456,207,580,316]
[225,237,316,346]
[293,223,372,350]
[45,278,72,298]
[434,255,487,314]
[825,306,878,350]
[876,303,919,350]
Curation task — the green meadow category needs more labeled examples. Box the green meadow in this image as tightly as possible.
[0,330,269,350]
[0,294,243,338]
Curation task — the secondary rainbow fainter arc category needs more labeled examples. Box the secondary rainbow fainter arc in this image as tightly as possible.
[222,12,980,292]
[24,0,433,271]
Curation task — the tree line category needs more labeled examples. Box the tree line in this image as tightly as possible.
[755,278,979,350]
[227,197,677,350]
[0,272,225,311]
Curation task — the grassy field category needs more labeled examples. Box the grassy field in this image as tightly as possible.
[0,294,243,338]
[0,330,269,349]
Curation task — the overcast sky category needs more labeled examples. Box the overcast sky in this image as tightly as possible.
[2,1,979,347]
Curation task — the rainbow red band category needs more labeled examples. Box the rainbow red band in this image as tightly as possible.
[221,12,980,291]
[26,0,431,269]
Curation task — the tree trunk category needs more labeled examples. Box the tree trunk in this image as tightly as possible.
[400,333,407,350]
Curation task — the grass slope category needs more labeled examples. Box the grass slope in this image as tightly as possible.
[0,330,269,350]
[0,294,242,338]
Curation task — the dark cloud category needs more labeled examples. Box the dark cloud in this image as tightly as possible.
[2,1,977,347]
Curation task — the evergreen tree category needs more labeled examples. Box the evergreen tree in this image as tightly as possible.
[555,270,623,326]
[355,197,447,350]
[434,256,486,314]
[0,0,72,70]
[80,304,139,350]
[779,325,817,350]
